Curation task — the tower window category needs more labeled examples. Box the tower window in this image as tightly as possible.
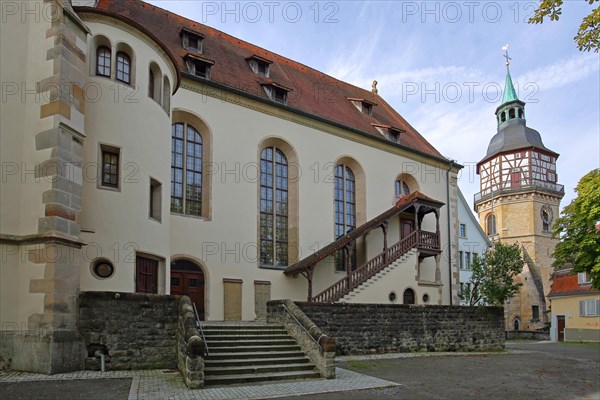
[518,108,524,118]
[96,46,111,77]
[116,52,131,84]
[486,213,497,236]
[501,111,506,122]
[509,108,515,119]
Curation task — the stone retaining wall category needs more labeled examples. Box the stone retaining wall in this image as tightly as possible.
[506,330,550,341]
[79,292,178,370]
[296,302,505,355]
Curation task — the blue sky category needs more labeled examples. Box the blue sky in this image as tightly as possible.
[147,0,599,215]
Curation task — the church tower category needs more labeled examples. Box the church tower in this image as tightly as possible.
[474,50,564,331]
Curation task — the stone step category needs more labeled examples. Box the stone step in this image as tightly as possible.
[204,370,321,386]
[203,334,291,341]
[204,356,310,367]
[202,325,284,331]
[208,344,301,353]
[205,350,306,360]
[206,339,296,347]
[204,362,315,376]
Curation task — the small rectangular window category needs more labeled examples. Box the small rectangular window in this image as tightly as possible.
[459,223,466,238]
[580,299,599,317]
[249,58,270,76]
[100,146,120,188]
[458,251,464,269]
[388,129,400,143]
[532,305,540,320]
[578,272,592,285]
[465,252,471,270]
[149,178,162,222]
[273,87,287,104]
[362,102,373,115]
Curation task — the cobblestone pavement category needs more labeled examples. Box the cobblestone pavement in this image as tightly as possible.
[0,367,399,400]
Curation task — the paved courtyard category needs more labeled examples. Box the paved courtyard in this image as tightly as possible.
[1,342,598,399]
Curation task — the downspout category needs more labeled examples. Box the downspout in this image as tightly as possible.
[446,161,453,305]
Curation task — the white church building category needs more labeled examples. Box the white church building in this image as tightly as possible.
[0,0,463,372]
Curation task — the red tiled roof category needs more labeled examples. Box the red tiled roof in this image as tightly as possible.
[86,0,444,160]
[548,269,599,298]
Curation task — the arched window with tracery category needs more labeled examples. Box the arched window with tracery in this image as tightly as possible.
[486,213,497,236]
[334,164,356,272]
[116,51,131,84]
[96,46,111,77]
[260,147,288,267]
[171,123,202,216]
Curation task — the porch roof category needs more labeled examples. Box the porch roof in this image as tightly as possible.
[284,191,444,276]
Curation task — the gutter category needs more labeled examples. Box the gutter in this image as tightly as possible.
[446,161,453,305]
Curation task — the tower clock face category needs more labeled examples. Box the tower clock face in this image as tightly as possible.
[540,204,554,225]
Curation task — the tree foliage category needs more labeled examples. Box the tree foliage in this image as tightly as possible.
[552,169,600,289]
[460,242,525,306]
[529,0,599,52]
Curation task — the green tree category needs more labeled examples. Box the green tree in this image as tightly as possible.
[552,169,600,288]
[460,242,525,306]
[528,0,599,52]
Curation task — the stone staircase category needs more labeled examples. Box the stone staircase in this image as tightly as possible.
[340,249,416,302]
[202,324,321,386]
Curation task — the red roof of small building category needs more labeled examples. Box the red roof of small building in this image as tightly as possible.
[548,268,599,298]
[86,0,445,160]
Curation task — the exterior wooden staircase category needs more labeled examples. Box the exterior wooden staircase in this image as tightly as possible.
[284,191,444,303]
[313,230,438,303]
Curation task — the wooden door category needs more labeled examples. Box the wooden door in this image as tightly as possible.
[557,316,565,342]
[170,260,205,320]
[136,256,158,294]
[401,219,415,239]
[254,281,271,320]
[223,279,242,321]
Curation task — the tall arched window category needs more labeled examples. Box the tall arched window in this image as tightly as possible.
[486,213,497,236]
[403,288,415,304]
[171,123,202,216]
[116,51,131,84]
[148,69,155,98]
[334,164,356,272]
[96,46,111,77]
[260,147,288,267]
[513,318,520,331]
[395,179,410,197]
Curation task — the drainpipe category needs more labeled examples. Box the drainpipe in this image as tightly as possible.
[446,161,453,305]
[94,350,106,373]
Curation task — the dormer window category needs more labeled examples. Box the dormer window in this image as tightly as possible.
[185,54,214,80]
[181,28,204,54]
[349,98,376,116]
[247,55,272,77]
[372,123,403,144]
[263,84,289,105]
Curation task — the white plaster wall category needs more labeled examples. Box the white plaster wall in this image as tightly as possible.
[170,86,456,320]
[79,20,176,293]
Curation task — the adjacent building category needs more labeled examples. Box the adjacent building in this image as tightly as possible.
[474,58,564,331]
[457,188,490,305]
[548,268,600,342]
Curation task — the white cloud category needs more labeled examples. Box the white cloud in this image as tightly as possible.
[516,53,600,92]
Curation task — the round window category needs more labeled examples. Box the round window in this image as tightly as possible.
[388,291,397,303]
[422,293,430,304]
[91,259,115,279]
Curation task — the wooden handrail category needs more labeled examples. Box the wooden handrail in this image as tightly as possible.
[312,230,432,303]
